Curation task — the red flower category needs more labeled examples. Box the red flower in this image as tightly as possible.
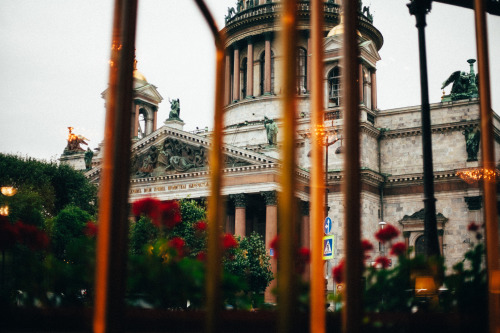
[222,233,238,250]
[374,256,391,269]
[390,242,407,256]
[132,197,161,221]
[0,217,19,250]
[16,221,49,251]
[332,260,344,284]
[159,200,181,229]
[375,224,400,243]
[194,221,207,231]
[196,251,206,262]
[467,221,480,232]
[83,221,98,238]
[270,235,279,257]
[361,239,374,252]
[168,236,185,256]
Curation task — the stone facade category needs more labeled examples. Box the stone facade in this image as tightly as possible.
[83,1,500,297]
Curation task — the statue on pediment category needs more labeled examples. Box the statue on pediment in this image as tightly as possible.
[158,138,206,173]
[64,127,89,154]
[168,98,181,120]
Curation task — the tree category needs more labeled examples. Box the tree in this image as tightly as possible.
[0,153,98,218]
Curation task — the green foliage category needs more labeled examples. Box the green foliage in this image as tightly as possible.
[0,153,97,217]
[3,188,45,227]
[129,216,159,254]
[51,205,92,259]
[443,241,487,315]
[224,232,273,295]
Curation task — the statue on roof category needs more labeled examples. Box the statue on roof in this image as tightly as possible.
[441,59,478,101]
[168,98,181,120]
[264,116,278,146]
[64,127,89,154]
[225,7,236,23]
[84,148,94,170]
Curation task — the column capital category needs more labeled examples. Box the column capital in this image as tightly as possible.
[464,196,482,211]
[403,231,411,239]
[261,190,277,205]
[264,31,273,40]
[230,193,247,208]
[438,229,444,236]
[245,36,254,44]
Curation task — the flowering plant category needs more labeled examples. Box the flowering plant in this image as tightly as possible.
[331,222,488,315]
[127,198,273,310]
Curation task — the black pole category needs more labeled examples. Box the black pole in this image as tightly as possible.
[407,0,441,257]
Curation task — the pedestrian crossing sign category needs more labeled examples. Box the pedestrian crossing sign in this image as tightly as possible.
[322,235,334,260]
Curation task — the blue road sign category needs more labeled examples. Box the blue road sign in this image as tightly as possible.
[324,217,332,234]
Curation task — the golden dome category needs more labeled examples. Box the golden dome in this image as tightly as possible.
[327,15,362,38]
[133,59,147,82]
[133,69,147,82]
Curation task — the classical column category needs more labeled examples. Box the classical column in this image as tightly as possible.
[438,229,444,255]
[264,33,272,95]
[233,45,240,102]
[133,102,140,138]
[301,201,310,281]
[359,62,364,103]
[403,231,411,257]
[262,190,278,303]
[152,106,157,132]
[306,34,312,93]
[225,51,231,105]
[230,194,247,237]
[370,69,377,110]
[246,38,254,98]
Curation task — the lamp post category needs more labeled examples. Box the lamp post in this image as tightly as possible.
[407,0,440,258]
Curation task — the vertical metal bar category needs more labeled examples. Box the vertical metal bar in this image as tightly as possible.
[93,0,138,332]
[310,0,326,332]
[342,1,362,332]
[191,1,225,333]
[407,0,440,258]
[473,1,500,332]
[278,0,298,332]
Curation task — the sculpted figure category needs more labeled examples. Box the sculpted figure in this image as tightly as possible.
[264,116,278,146]
[168,98,181,120]
[225,7,236,23]
[84,148,94,170]
[137,145,159,177]
[441,59,478,101]
[463,127,480,162]
[65,127,88,153]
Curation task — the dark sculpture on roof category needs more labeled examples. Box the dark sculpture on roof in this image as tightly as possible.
[168,98,181,120]
[264,116,278,146]
[441,59,478,101]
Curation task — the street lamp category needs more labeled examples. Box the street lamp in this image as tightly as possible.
[378,221,387,255]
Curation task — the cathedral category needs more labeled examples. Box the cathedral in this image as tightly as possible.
[64,0,498,299]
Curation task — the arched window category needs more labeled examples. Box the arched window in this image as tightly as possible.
[415,235,426,257]
[138,108,147,139]
[362,68,370,106]
[328,65,341,106]
[260,50,275,95]
[296,47,307,95]
[241,57,247,99]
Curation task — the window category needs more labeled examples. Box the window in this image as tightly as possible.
[259,50,275,95]
[296,47,307,95]
[241,57,247,99]
[415,235,426,257]
[328,65,341,106]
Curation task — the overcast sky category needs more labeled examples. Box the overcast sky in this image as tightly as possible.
[1,0,499,161]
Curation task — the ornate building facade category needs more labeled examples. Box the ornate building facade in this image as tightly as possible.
[81,0,500,300]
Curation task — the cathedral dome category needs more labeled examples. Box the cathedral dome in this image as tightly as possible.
[133,59,147,82]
